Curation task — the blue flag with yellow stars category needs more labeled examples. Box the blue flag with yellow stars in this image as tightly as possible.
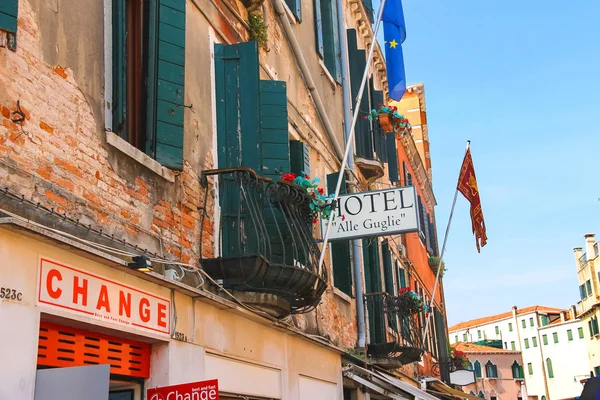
[382,0,407,101]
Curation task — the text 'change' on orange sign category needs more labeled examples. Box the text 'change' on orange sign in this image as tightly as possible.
[147,379,219,400]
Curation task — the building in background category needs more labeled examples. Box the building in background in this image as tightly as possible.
[0,0,450,399]
[574,234,600,376]
[453,342,526,399]
[449,305,589,400]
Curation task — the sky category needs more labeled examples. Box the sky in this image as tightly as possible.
[372,0,600,326]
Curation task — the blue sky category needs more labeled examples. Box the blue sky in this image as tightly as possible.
[373,1,600,325]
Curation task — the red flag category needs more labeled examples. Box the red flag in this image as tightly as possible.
[457,147,487,252]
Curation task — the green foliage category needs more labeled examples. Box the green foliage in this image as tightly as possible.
[248,12,268,50]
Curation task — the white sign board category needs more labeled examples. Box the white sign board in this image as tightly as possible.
[321,186,419,241]
[38,258,171,336]
[449,370,476,386]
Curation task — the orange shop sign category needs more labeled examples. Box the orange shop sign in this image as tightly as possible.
[38,258,170,336]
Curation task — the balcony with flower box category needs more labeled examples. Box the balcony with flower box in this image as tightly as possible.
[364,291,425,368]
[199,168,329,317]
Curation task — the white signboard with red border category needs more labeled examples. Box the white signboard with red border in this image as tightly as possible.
[38,258,170,336]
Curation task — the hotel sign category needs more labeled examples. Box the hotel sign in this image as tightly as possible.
[321,186,419,241]
[38,258,170,336]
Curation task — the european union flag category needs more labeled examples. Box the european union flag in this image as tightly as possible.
[382,0,407,101]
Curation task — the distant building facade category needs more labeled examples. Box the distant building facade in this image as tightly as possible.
[449,305,589,400]
[454,342,525,400]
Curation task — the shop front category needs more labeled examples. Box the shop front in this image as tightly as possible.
[0,218,346,400]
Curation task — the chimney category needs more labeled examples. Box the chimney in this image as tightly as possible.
[512,306,517,317]
[570,305,577,319]
[586,234,596,259]
[574,247,584,267]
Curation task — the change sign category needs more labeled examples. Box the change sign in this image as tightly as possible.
[147,379,218,400]
[321,186,419,241]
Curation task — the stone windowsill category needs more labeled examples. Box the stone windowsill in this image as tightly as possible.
[319,59,338,89]
[332,286,353,303]
[106,131,176,183]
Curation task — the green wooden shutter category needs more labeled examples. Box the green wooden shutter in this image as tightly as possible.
[112,0,127,138]
[361,0,373,22]
[314,0,324,58]
[386,132,399,183]
[382,240,394,294]
[215,41,261,257]
[370,84,387,163]
[321,0,341,82]
[290,140,310,176]
[215,41,261,171]
[260,80,290,179]
[260,80,291,264]
[147,0,186,170]
[396,263,406,289]
[347,29,372,159]
[286,0,302,22]
[363,237,385,344]
[327,172,352,296]
[0,1,18,50]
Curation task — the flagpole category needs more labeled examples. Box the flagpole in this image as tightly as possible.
[421,140,470,349]
[316,0,389,278]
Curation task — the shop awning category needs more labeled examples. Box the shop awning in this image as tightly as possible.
[343,364,440,400]
[427,380,480,400]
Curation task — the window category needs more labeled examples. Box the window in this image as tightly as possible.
[528,363,533,375]
[567,329,573,341]
[541,315,549,326]
[495,326,499,335]
[504,341,507,349]
[509,322,513,332]
[530,317,534,327]
[579,327,585,339]
[522,319,526,328]
[594,317,600,336]
[512,361,524,379]
[485,361,498,378]
[490,397,497,400]
[478,392,484,399]
[284,0,301,21]
[546,358,554,378]
[524,338,529,349]
[553,332,558,343]
[532,337,538,347]
[327,173,352,297]
[511,341,516,350]
[474,360,482,378]
[587,279,593,296]
[455,335,458,343]
[0,0,18,51]
[595,366,600,377]
[315,0,341,82]
[396,264,406,289]
[542,334,548,345]
[467,361,474,371]
[463,333,467,341]
[111,0,186,170]
[581,284,588,300]
[478,330,482,339]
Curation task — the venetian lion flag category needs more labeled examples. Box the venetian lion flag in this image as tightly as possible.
[457,146,487,252]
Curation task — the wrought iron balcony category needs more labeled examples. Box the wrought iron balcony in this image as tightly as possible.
[365,292,424,366]
[199,168,328,316]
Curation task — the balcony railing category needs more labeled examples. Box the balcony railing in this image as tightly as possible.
[365,292,424,365]
[199,168,328,315]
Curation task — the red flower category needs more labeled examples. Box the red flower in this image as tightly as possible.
[305,174,310,179]
[318,187,324,195]
[341,214,346,221]
[363,116,367,120]
[282,173,297,181]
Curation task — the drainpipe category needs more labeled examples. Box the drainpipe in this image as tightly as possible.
[334,0,366,350]
[272,0,344,161]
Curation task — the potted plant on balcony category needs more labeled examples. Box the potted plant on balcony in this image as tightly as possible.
[428,256,446,278]
[281,172,334,224]
[366,105,412,136]
[390,287,428,315]
[450,347,469,371]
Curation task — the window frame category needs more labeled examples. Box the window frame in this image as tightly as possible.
[532,336,538,347]
[579,327,585,339]
[546,358,554,379]
[508,322,513,332]
[528,363,533,375]
[485,360,498,379]
[553,332,559,343]
[522,319,526,329]
[542,334,548,345]
[524,338,529,349]
[567,329,573,341]
[473,360,482,378]
[510,341,516,350]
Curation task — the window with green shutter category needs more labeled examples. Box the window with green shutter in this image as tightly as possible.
[463,333,467,341]
[528,363,533,375]
[553,332,559,343]
[0,1,18,50]
[530,317,534,327]
[347,29,372,159]
[285,0,302,22]
[546,358,554,378]
[290,141,310,176]
[522,319,526,329]
[542,334,548,345]
[112,0,186,170]
[567,329,573,341]
[314,0,341,82]
[386,132,399,183]
[579,327,585,339]
[511,341,515,350]
[477,330,481,339]
[396,262,406,289]
[532,336,537,347]
[364,237,384,344]
[541,315,549,326]
[524,338,529,349]
[382,240,394,294]
[509,323,513,332]
[495,326,499,335]
[587,279,593,296]
[327,172,352,296]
